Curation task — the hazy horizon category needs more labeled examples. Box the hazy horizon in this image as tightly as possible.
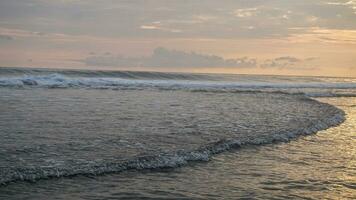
[0,0,355,77]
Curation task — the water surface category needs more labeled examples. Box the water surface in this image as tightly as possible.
[0,68,355,199]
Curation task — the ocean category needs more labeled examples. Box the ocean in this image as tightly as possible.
[0,67,355,199]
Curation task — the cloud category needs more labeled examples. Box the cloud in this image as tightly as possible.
[275,56,301,63]
[234,8,259,18]
[140,25,159,30]
[0,34,14,40]
[2,0,356,39]
[261,56,318,70]
[327,0,356,13]
[287,27,356,44]
[84,47,257,68]
[140,24,182,33]
[0,0,354,76]
[84,47,318,71]
[0,27,48,39]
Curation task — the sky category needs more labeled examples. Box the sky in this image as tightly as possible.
[0,0,355,77]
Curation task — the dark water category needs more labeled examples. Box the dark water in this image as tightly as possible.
[0,68,355,199]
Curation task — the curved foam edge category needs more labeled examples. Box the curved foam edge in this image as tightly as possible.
[0,97,346,186]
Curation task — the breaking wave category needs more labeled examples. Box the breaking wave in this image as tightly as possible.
[0,73,356,97]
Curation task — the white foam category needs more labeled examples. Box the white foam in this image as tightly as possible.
[0,73,355,89]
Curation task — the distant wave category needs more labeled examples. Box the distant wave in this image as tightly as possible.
[0,73,356,97]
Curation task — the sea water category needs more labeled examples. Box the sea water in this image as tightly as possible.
[0,67,355,199]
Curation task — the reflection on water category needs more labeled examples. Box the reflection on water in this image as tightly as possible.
[0,97,355,200]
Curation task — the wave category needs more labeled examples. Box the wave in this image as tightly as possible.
[1,73,355,91]
[0,73,356,97]
[0,99,345,186]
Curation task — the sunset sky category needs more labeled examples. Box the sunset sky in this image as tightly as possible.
[0,0,355,77]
